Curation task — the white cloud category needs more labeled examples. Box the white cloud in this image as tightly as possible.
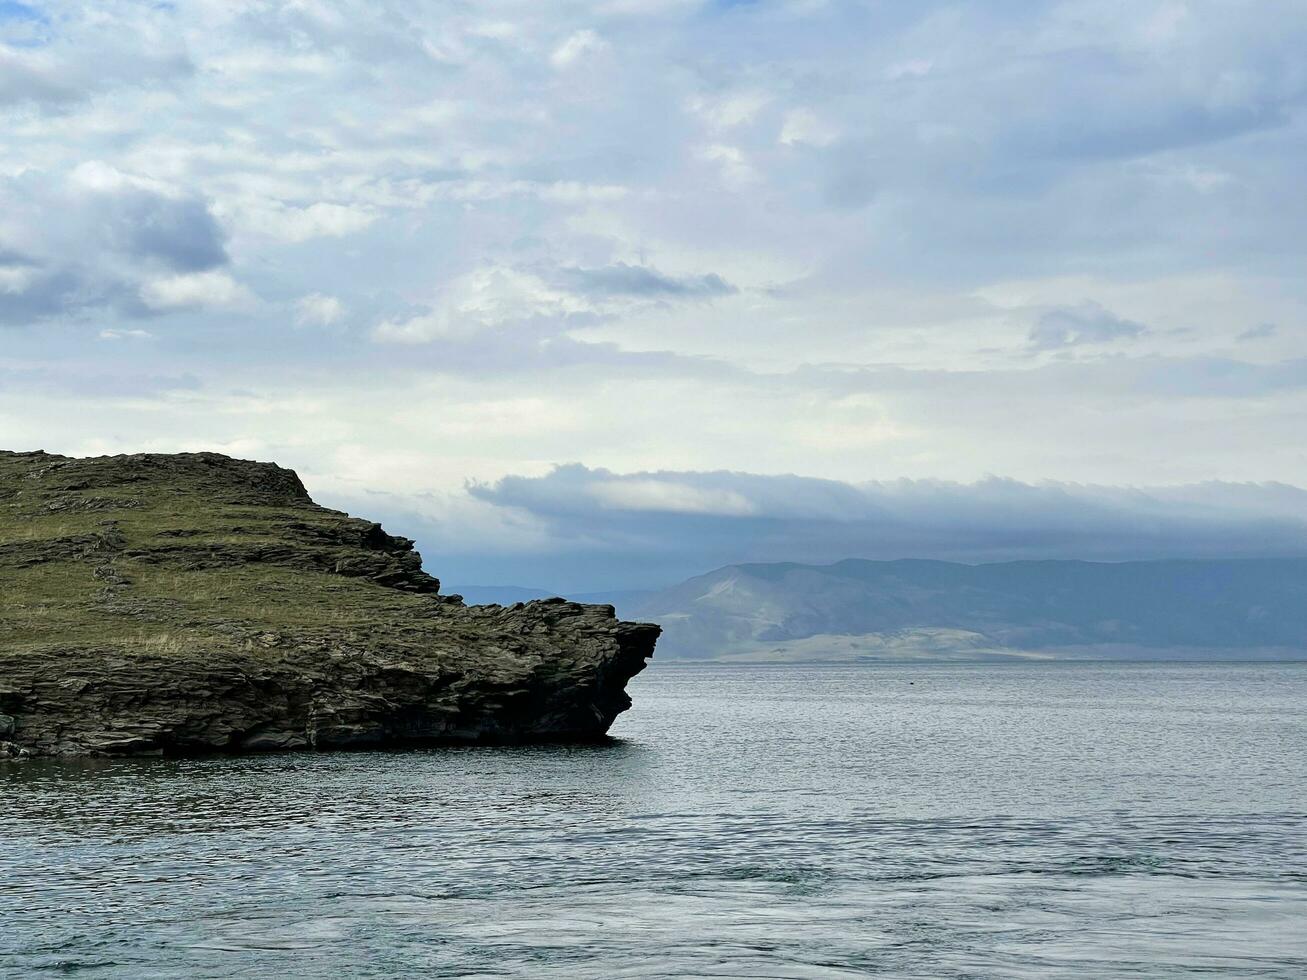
[588,478,759,515]
[373,266,580,343]
[550,30,607,69]
[98,328,153,341]
[373,259,736,343]
[0,263,36,293]
[0,165,229,323]
[236,201,376,244]
[0,14,190,111]
[139,271,252,311]
[885,58,933,80]
[690,90,771,130]
[778,109,838,147]
[295,293,345,327]
[68,160,167,195]
[699,143,758,187]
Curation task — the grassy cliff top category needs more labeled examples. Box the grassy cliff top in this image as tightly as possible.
[0,450,455,659]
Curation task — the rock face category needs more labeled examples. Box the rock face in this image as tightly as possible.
[0,451,659,758]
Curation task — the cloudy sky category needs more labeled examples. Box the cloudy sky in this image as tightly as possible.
[3,0,1305,590]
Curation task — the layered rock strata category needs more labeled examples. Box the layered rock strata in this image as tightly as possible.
[0,451,658,758]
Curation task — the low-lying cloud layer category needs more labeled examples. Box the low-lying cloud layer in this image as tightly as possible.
[341,465,1307,592]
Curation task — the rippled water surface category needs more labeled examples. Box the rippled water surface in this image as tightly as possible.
[4,662,1307,978]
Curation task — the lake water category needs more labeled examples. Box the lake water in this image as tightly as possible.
[3,662,1306,978]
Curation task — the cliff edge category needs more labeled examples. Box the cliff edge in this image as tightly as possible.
[0,451,659,758]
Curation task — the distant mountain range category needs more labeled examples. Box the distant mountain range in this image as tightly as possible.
[455,558,1307,661]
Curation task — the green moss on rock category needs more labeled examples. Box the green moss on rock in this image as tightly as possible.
[0,451,658,758]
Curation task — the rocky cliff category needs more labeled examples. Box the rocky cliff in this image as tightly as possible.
[0,451,658,758]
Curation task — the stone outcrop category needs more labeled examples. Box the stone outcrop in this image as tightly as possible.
[0,451,658,758]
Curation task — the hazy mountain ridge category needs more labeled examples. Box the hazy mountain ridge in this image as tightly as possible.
[626,558,1307,661]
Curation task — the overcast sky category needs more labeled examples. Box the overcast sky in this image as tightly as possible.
[3,0,1305,590]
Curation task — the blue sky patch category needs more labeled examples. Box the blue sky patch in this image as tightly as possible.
[0,1,45,22]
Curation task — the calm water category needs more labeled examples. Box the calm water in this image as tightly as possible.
[3,662,1306,978]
